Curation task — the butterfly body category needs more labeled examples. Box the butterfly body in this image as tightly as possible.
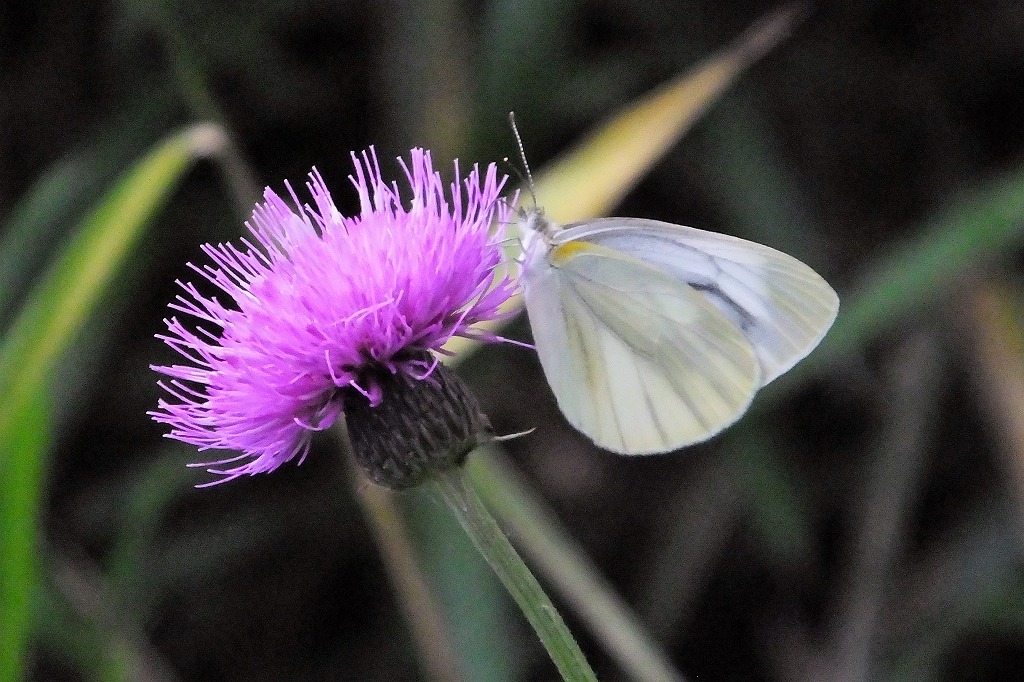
[518,209,838,455]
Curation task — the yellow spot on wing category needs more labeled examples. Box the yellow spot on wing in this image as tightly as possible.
[550,240,599,264]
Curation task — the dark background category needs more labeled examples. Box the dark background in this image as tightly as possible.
[3,0,1024,680]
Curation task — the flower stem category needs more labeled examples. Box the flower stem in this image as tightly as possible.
[334,420,463,681]
[429,466,597,682]
[351,475,464,682]
[468,447,688,682]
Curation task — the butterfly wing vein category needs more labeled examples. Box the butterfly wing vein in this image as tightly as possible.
[526,246,761,454]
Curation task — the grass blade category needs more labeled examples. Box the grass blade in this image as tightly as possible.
[0,124,226,681]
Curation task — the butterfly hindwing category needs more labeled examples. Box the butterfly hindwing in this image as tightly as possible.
[522,240,761,454]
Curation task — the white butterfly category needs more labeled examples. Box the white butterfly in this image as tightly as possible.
[517,208,839,454]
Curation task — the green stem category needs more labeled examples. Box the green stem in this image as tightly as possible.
[468,447,687,682]
[428,467,597,682]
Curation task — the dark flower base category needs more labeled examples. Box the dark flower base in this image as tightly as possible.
[344,357,493,489]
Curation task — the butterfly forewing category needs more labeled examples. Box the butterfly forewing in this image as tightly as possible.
[559,218,839,384]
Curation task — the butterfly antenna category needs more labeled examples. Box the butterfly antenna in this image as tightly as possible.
[508,111,537,209]
[501,156,530,194]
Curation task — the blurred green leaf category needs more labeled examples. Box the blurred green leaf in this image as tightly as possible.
[0,392,49,682]
[818,163,1024,368]
[402,487,517,682]
[0,124,226,681]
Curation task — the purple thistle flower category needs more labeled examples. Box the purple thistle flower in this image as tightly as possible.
[150,148,516,485]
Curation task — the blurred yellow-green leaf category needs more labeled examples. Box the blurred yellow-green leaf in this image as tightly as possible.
[444,3,801,361]
[534,3,802,223]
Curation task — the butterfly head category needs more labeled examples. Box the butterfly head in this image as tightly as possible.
[507,112,563,258]
[518,205,560,240]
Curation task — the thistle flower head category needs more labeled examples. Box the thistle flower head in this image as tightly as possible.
[150,148,515,484]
